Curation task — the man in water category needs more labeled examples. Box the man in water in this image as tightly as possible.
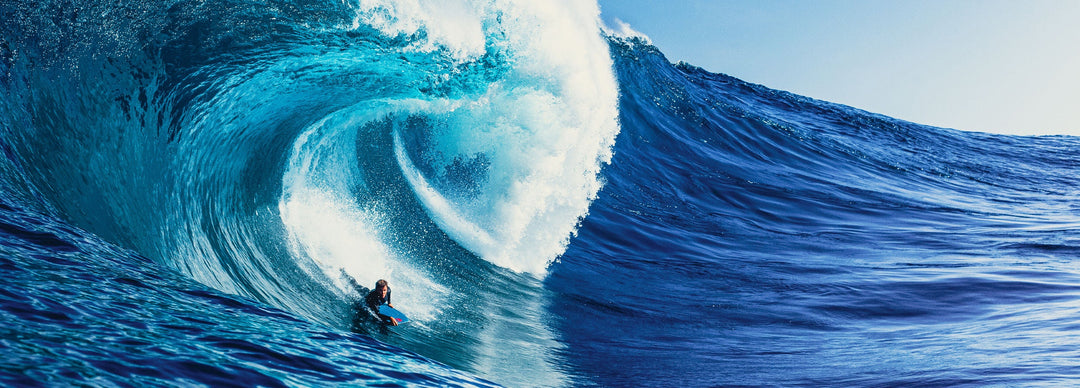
[365,279,397,326]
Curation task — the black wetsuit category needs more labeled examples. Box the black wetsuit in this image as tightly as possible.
[364,288,391,312]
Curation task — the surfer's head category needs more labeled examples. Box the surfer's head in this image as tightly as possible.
[375,279,389,297]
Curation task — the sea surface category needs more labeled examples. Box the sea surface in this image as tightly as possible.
[3,0,1080,386]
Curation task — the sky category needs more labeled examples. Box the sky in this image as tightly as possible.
[597,0,1080,136]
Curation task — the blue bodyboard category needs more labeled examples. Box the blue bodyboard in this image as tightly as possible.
[378,304,409,325]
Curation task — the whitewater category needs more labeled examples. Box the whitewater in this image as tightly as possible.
[3,0,1080,386]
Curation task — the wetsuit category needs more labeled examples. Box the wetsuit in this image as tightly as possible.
[365,287,391,312]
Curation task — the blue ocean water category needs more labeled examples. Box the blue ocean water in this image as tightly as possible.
[3,0,1080,386]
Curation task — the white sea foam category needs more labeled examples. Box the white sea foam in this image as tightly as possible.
[369,0,621,276]
[349,0,487,61]
[602,17,653,44]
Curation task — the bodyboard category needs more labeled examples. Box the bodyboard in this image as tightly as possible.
[378,304,409,325]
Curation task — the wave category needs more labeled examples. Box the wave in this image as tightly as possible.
[4,0,1080,386]
[2,0,618,385]
[547,37,1080,386]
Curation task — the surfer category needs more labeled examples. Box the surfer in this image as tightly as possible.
[343,272,405,328]
[365,279,397,326]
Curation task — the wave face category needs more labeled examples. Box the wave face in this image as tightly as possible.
[3,0,1080,386]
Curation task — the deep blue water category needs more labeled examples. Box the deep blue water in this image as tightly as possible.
[3,0,1080,386]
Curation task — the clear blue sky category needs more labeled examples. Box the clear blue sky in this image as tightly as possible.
[597,0,1080,136]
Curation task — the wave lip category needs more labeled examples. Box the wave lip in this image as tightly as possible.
[362,1,621,276]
